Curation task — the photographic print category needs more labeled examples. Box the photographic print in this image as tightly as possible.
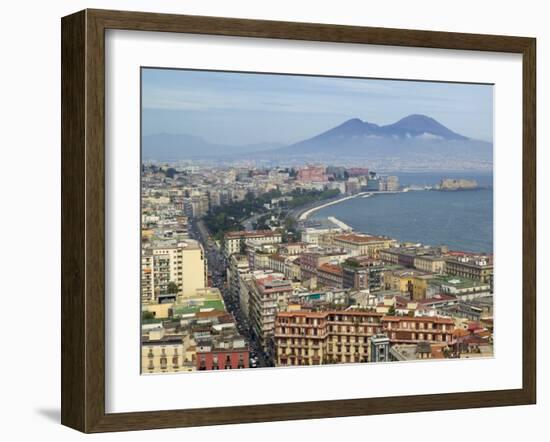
[140,68,494,374]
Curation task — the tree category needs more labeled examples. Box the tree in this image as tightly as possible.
[387,305,396,316]
[166,281,179,294]
[142,311,155,320]
[239,239,247,255]
[283,215,300,242]
[344,258,361,268]
[165,167,177,179]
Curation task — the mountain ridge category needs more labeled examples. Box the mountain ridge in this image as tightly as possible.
[142,114,492,170]
[142,132,284,160]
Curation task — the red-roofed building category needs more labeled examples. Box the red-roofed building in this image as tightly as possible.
[317,263,344,288]
[274,310,384,366]
[382,316,454,344]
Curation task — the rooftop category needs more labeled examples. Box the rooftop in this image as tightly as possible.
[382,315,454,324]
[317,263,343,275]
[433,275,490,288]
[391,269,433,278]
[334,233,390,244]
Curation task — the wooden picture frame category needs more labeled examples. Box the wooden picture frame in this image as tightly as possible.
[61,8,536,433]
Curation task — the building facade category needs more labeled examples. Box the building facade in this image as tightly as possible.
[333,233,396,258]
[248,274,294,358]
[196,335,249,370]
[383,269,434,301]
[383,316,454,344]
[141,240,207,303]
[316,263,344,288]
[445,254,494,289]
[141,328,196,374]
[223,230,282,256]
[274,310,385,366]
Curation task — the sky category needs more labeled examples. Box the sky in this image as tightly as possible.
[142,68,494,146]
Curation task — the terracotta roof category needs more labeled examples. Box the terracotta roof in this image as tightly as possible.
[453,328,470,337]
[277,311,329,318]
[277,310,383,319]
[382,316,454,324]
[317,263,343,275]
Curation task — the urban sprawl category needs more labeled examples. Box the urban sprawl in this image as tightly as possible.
[141,164,493,373]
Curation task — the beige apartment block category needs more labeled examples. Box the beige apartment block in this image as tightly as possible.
[142,239,207,303]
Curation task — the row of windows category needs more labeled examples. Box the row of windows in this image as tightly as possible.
[279,354,364,365]
[147,356,181,370]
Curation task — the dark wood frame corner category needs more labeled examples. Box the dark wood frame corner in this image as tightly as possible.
[61,8,536,433]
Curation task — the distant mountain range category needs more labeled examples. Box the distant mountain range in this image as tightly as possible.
[142,133,284,160]
[142,114,493,170]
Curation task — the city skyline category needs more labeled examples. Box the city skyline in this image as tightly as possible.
[142,68,494,146]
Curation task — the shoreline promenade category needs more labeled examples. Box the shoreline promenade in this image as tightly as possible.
[298,192,369,220]
[298,190,404,221]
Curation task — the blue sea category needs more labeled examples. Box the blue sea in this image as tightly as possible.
[312,172,493,253]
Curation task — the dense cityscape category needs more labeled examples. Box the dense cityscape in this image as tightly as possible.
[141,163,494,373]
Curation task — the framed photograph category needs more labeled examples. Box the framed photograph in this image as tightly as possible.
[61,9,536,433]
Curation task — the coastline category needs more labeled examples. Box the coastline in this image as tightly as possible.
[301,188,492,253]
[297,192,369,221]
[297,190,404,221]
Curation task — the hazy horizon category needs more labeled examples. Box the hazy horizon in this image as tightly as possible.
[142,68,494,146]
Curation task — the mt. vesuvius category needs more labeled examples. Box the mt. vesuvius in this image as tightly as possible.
[257,114,492,171]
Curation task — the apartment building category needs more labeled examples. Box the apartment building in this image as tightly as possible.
[342,257,385,291]
[379,246,446,274]
[445,253,494,288]
[267,254,287,274]
[274,310,384,366]
[333,233,396,258]
[383,316,454,344]
[248,274,294,356]
[297,165,328,183]
[196,333,249,370]
[223,230,282,256]
[141,239,207,303]
[141,251,154,302]
[317,263,344,288]
[383,269,434,301]
[299,250,349,282]
[430,275,491,301]
[226,254,250,302]
[141,327,196,374]
[274,308,455,366]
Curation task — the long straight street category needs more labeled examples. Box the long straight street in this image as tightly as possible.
[190,220,268,368]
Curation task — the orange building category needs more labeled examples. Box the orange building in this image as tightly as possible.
[274,310,455,366]
[274,310,384,366]
[382,316,454,344]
